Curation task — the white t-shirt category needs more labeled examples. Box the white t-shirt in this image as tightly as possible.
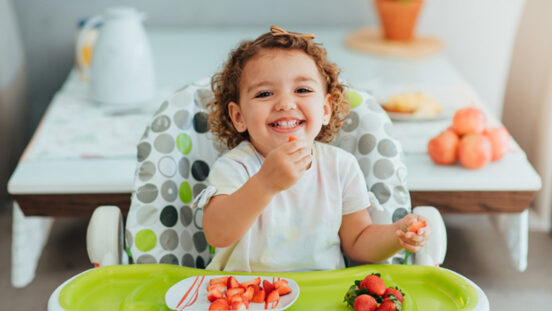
[195,140,380,272]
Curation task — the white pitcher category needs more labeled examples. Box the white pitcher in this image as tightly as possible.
[76,7,155,106]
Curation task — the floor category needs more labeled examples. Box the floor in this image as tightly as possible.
[1,204,551,310]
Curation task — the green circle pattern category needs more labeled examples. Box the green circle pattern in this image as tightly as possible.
[135,229,157,252]
[346,90,362,109]
[179,181,193,203]
[176,133,192,155]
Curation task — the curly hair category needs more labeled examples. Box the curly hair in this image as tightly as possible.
[207,26,349,149]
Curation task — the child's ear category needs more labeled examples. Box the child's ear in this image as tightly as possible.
[322,93,332,125]
[228,101,247,132]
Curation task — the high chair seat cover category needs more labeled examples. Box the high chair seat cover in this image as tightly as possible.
[125,78,411,268]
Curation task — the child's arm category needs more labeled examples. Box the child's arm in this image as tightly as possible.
[203,140,312,248]
[339,209,430,263]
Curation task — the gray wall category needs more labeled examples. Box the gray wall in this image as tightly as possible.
[13,0,374,132]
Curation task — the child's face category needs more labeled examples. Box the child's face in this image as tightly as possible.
[228,48,331,156]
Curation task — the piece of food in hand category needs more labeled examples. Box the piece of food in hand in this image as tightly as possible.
[452,107,486,136]
[458,133,492,169]
[383,287,404,303]
[484,127,510,161]
[354,294,378,311]
[359,274,386,296]
[209,298,230,310]
[427,129,459,165]
[408,219,426,234]
[288,136,297,142]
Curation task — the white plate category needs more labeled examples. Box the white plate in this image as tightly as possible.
[165,275,300,310]
[383,108,453,121]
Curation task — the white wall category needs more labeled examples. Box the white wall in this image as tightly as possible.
[12,0,524,130]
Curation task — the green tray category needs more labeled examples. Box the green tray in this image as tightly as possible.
[59,264,478,311]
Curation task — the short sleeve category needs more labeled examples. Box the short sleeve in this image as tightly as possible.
[192,156,249,209]
[341,154,383,215]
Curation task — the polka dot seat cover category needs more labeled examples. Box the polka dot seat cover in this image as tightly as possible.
[125,78,411,268]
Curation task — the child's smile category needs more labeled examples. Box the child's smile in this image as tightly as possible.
[228,48,331,156]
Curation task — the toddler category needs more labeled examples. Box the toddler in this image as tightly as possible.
[195,26,430,272]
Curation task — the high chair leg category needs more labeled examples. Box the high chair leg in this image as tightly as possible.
[87,205,124,266]
[412,206,447,266]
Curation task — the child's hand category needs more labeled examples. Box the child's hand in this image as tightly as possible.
[395,214,431,253]
[257,139,312,194]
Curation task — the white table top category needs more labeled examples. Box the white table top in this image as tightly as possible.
[8,26,542,194]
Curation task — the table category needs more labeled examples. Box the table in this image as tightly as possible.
[8,27,541,287]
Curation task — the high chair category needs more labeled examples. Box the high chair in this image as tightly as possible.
[48,78,489,311]
[87,77,447,268]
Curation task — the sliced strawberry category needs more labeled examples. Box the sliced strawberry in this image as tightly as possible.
[207,289,224,302]
[209,298,230,310]
[276,283,292,296]
[288,136,297,142]
[226,287,245,298]
[359,274,386,296]
[229,293,248,305]
[210,276,229,286]
[207,283,227,293]
[231,301,248,310]
[243,286,255,301]
[408,219,427,234]
[227,276,241,289]
[252,288,266,303]
[384,287,404,303]
[265,290,279,309]
[263,280,274,295]
[241,277,261,288]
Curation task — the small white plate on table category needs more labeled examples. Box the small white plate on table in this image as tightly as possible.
[165,275,300,310]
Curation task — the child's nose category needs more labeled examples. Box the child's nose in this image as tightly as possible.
[275,94,296,111]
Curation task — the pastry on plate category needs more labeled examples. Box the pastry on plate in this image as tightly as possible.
[382,92,442,116]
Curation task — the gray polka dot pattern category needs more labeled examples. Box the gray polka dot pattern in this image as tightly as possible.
[137,142,151,162]
[179,157,190,179]
[159,156,177,177]
[160,254,179,265]
[373,159,394,180]
[371,182,391,204]
[160,229,178,250]
[161,180,178,202]
[174,110,192,130]
[136,184,158,204]
[136,254,157,264]
[342,111,359,132]
[126,82,220,269]
[358,134,377,155]
[392,208,409,223]
[378,139,398,157]
[181,229,193,251]
[180,206,193,226]
[154,134,175,154]
[151,115,171,132]
[138,161,156,182]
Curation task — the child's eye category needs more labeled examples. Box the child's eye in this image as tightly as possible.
[255,91,272,98]
[296,88,313,94]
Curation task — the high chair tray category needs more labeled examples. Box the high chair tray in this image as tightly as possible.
[56,264,484,311]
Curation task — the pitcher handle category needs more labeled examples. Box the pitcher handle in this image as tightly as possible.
[75,15,103,78]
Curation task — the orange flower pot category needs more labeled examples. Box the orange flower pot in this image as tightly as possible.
[375,0,423,41]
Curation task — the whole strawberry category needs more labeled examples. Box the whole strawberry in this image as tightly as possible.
[354,294,378,311]
[383,287,404,303]
[376,298,402,311]
[360,274,386,296]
